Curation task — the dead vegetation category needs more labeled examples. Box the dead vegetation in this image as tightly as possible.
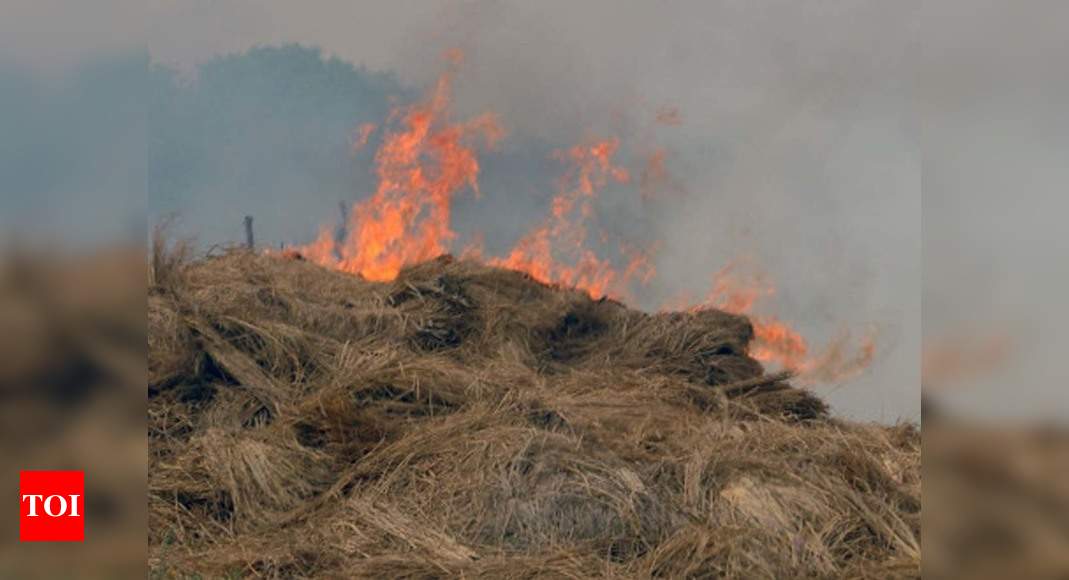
[148,248,920,578]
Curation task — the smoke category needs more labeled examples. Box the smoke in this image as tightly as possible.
[0,0,145,74]
[919,0,1069,421]
[0,51,147,246]
[148,45,408,248]
[383,1,921,421]
[145,1,921,421]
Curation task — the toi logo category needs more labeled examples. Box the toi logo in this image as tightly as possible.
[19,471,84,542]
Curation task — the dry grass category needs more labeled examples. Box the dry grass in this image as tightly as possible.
[148,249,920,579]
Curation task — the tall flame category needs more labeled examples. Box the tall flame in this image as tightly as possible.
[291,57,503,281]
[291,55,650,299]
[489,137,653,299]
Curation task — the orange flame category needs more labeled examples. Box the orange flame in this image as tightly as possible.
[796,329,876,385]
[292,53,653,300]
[697,260,876,382]
[748,316,810,370]
[292,55,503,281]
[489,137,654,299]
[704,260,774,313]
[286,54,873,386]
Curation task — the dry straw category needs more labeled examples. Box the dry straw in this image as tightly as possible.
[149,246,919,578]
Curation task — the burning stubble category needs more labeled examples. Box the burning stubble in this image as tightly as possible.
[285,51,878,384]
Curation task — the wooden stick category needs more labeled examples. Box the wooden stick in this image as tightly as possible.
[243,215,254,249]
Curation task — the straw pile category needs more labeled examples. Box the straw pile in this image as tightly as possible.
[148,247,920,578]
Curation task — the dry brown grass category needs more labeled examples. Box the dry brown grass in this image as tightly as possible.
[148,249,919,579]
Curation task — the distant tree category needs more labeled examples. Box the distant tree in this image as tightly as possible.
[149,44,408,246]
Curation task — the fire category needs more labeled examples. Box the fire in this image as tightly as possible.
[705,260,774,313]
[291,52,650,299]
[797,329,876,385]
[489,137,653,299]
[697,261,809,370]
[286,53,873,385]
[749,316,809,370]
[291,54,503,281]
[696,261,875,382]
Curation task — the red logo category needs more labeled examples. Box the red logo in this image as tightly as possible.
[19,471,84,542]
